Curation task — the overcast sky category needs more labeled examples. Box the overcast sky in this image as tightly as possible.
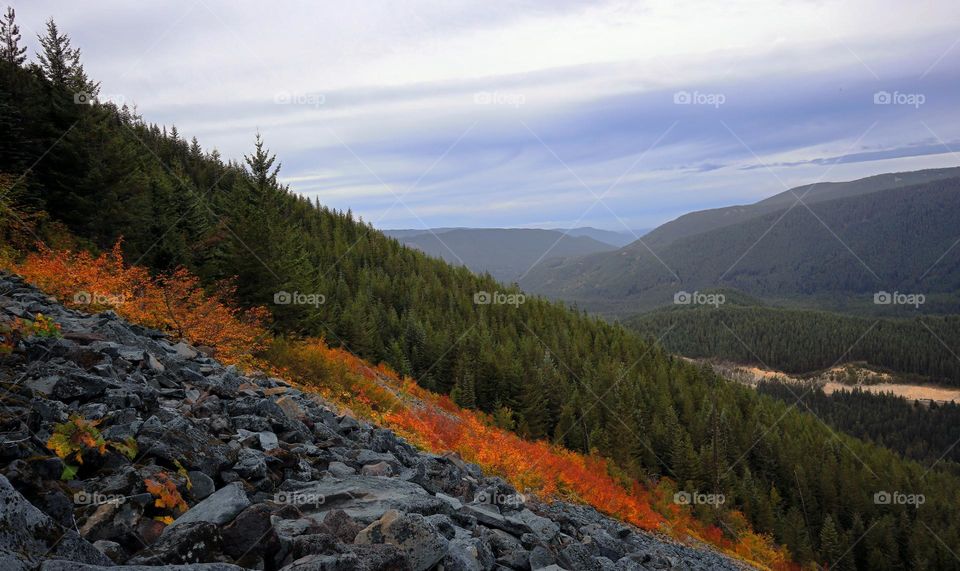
[12,0,960,232]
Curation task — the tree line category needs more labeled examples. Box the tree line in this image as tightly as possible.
[627,305,960,385]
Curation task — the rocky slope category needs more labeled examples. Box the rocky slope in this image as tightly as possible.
[0,272,750,571]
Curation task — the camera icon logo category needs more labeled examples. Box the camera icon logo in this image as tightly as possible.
[473,291,492,305]
[873,91,892,105]
[673,491,692,505]
[874,291,892,304]
[673,91,692,105]
[874,491,891,505]
[74,291,93,305]
[274,291,292,305]
[674,291,692,304]
[73,92,94,105]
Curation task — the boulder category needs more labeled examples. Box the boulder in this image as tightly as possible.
[355,509,449,571]
[162,482,250,535]
[127,522,223,565]
[0,475,112,570]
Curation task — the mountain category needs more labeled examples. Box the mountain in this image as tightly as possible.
[522,173,960,316]
[642,167,960,249]
[551,226,643,247]
[383,227,617,282]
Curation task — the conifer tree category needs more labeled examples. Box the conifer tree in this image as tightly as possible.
[0,7,26,66]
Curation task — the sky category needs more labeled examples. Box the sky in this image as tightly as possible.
[12,0,960,234]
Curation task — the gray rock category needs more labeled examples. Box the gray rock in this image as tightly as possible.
[355,509,449,571]
[461,503,530,536]
[326,461,356,477]
[0,475,112,570]
[277,476,446,523]
[41,563,246,571]
[162,482,250,534]
[128,522,222,565]
[92,539,124,563]
[188,471,215,501]
[259,430,280,451]
[360,461,393,477]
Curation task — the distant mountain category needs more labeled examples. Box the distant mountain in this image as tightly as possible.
[383,228,617,282]
[642,167,960,249]
[550,227,644,247]
[521,172,960,316]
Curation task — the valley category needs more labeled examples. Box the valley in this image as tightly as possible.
[697,359,960,404]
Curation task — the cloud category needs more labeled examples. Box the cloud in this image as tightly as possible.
[12,0,960,229]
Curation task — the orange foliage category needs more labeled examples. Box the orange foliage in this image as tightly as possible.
[145,471,189,514]
[7,241,269,367]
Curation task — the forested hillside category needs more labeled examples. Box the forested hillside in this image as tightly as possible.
[5,16,960,569]
[522,174,960,316]
[626,306,960,385]
[757,381,960,468]
[640,167,960,249]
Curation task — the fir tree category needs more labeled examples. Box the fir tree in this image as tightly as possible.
[0,7,26,66]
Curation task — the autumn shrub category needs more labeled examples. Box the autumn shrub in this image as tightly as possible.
[7,241,269,367]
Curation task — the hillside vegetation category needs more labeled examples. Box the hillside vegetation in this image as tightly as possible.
[626,305,960,386]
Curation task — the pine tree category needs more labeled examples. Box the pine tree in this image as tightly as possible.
[820,514,842,569]
[37,19,88,92]
[0,7,26,66]
[244,131,280,192]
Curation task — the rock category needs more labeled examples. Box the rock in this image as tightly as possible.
[360,461,393,477]
[319,509,363,543]
[41,563,246,571]
[128,522,222,565]
[355,509,449,571]
[461,503,530,536]
[276,476,446,523]
[146,353,165,372]
[188,471,215,501]
[221,504,279,565]
[259,430,280,451]
[162,482,250,534]
[172,341,199,359]
[528,545,556,570]
[442,536,496,571]
[326,461,356,477]
[92,539,124,563]
[0,475,112,570]
[518,508,560,543]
